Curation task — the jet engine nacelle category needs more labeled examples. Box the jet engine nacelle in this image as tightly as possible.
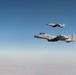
[60,25,65,28]
[60,34,69,39]
[65,39,71,42]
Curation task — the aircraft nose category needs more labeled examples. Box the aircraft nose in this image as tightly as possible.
[34,35,36,37]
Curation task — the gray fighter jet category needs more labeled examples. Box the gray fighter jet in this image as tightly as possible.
[34,33,76,43]
[46,22,65,28]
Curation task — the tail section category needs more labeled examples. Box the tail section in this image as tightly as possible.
[72,34,76,42]
[63,24,65,26]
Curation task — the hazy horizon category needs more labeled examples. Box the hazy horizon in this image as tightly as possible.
[0,53,76,75]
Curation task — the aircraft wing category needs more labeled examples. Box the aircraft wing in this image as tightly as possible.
[47,36,59,41]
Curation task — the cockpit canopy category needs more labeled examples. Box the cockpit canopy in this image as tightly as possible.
[39,33,45,34]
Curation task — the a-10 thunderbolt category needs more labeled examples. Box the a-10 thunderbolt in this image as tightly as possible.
[46,22,65,28]
[34,33,76,43]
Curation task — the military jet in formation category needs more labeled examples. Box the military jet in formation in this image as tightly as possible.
[46,22,65,28]
[34,33,76,43]
[34,22,76,43]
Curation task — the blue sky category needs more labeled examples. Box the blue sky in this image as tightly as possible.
[0,0,76,54]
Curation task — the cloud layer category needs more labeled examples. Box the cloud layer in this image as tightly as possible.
[0,54,76,75]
